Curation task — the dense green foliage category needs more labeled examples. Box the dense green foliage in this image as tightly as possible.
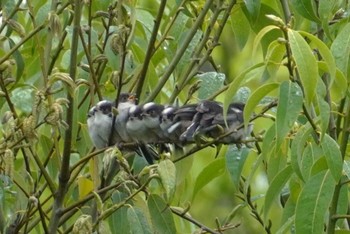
[0,0,350,233]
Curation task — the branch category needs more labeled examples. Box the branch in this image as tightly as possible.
[48,0,82,232]
[135,0,167,100]
[144,0,214,102]
[171,207,221,234]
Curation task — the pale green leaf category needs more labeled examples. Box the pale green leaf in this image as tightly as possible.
[244,82,279,127]
[158,159,176,201]
[288,29,318,105]
[148,194,176,234]
[192,158,225,201]
[321,134,343,181]
[295,170,336,234]
[225,147,250,189]
[264,165,293,220]
[252,25,280,58]
[331,23,350,79]
[291,0,320,23]
[275,81,303,149]
[127,207,153,234]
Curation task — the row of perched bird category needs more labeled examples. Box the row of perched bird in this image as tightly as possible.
[87,93,253,163]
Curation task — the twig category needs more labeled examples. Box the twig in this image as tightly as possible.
[171,207,220,234]
[144,0,214,102]
[135,0,167,100]
[48,0,82,232]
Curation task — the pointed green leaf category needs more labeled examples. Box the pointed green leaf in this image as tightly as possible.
[225,147,250,189]
[127,207,153,234]
[253,25,280,58]
[291,0,320,23]
[299,31,336,83]
[288,29,318,105]
[192,158,225,201]
[244,82,279,128]
[148,194,176,234]
[230,5,251,49]
[321,134,342,181]
[224,62,265,119]
[331,23,350,79]
[158,159,176,201]
[316,81,330,139]
[264,165,293,220]
[276,81,303,149]
[291,123,313,180]
[295,170,336,234]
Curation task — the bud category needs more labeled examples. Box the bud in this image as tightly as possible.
[72,215,92,234]
[7,19,25,37]
[49,12,62,37]
[45,102,63,126]
[22,115,37,139]
[4,149,14,178]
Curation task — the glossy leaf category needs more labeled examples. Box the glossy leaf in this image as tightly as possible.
[230,5,251,49]
[192,158,225,201]
[127,207,153,234]
[225,147,250,189]
[148,194,176,234]
[264,165,293,220]
[158,159,176,201]
[299,31,336,83]
[288,29,318,105]
[291,0,320,23]
[275,81,303,149]
[291,123,314,180]
[224,62,265,118]
[244,82,279,127]
[321,134,343,181]
[295,170,336,234]
[331,23,350,79]
[197,72,225,99]
[252,25,280,58]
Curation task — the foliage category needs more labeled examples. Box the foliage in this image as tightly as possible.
[0,0,350,233]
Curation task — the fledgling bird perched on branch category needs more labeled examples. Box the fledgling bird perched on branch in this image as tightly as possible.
[87,100,118,149]
[142,102,165,140]
[180,100,252,144]
[161,104,198,143]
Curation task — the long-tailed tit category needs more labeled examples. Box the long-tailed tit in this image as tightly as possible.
[87,100,119,149]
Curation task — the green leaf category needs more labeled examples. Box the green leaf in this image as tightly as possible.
[109,192,130,233]
[315,81,330,139]
[192,158,226,201]
[252,25,280,58]
[295,170,336,234]
[291,123,313,180]
[148,194,176,234]
[197,72,225,99]
[264,165,293,220]
[225,147,250,189]
[158,159,176,201]
[291,0,320,23]
[300,143,315,181]
[331,23,350,79]
[343,160,350,179]
[288,29,318,105]
[244,82,279,128]
[230,5,251,49]
[244,0,261,23]
[321,134,343,181]
[224,62,265,118]
[275,81,303,149]
[127,207,153,234]
[299,31,336,83]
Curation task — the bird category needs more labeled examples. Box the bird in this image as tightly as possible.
[114,93,137,143]
[180,100,252,144]
[180,100,222,143]
[161,104,198,143]
[126,105,159,164]
[87,100,118,149]
[142,102,165,140]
